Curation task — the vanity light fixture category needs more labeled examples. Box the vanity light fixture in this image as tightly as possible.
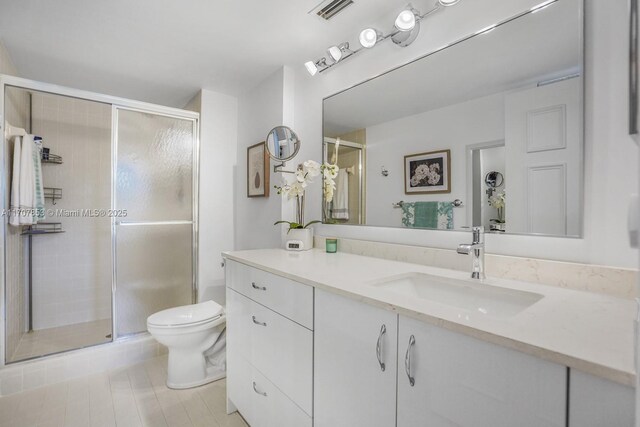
[359,28,383,48]
[328,42,351,62]
[304,58,329,76]
[304,0,462,76]
[395,6,419,31]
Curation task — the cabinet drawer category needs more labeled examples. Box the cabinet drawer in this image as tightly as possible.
[229,354,312,427]
[226,259,313,329]
[227,288,313,416]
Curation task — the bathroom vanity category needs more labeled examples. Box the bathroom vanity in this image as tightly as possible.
[224,249,635,427]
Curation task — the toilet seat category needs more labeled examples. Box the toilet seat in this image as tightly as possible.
[147,300,224,329]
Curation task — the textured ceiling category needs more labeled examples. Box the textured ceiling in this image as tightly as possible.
[0,0,413,107]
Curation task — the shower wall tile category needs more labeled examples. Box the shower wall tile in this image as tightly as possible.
[4,86,30,362]
[31,93,112,330]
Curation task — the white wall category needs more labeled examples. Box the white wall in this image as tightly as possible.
[366,93,504,228]
[235,67,297,251]
[283,0,638,269]
[187,89,238,306]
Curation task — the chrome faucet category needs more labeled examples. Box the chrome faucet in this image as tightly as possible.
[457,226,485,280]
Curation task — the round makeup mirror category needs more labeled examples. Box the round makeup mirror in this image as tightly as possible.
[265,126,301,162]
[484,171,504,189]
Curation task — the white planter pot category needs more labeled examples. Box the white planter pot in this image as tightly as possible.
[285,228,314,251]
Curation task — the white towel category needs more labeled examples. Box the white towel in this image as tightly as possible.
[20,135,36,225]
[9,136,21,226]
[332,169,349,220]
[33,141,45,222]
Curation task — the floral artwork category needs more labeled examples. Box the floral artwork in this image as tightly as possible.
[404,149,451,194]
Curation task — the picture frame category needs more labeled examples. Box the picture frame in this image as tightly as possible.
[404,149,451,194]
[247,142,270,198]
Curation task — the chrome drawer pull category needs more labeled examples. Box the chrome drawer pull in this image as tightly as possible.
[251,282,267,291]
[253,381,267,397]
[376,324,387,372]
[252,316,267,327]
[405,335,416,387]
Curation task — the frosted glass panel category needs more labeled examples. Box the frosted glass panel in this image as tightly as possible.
[116,109,194,221]
[116,224,193,336]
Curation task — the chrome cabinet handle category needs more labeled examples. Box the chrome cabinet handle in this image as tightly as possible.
[376,324,387,372]
[252,381,267,397]
[405,335,416,387]
[251,282,267,291]
[252,316,267,327]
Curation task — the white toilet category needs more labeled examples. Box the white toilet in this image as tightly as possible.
[147,300,226,389]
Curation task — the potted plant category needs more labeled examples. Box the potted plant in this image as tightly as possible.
[488,189,506,232]
[274,160,338,250]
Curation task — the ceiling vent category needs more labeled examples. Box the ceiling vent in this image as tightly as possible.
[311,0,354,20]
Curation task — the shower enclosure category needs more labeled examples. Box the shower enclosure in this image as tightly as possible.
[0,76,199,364]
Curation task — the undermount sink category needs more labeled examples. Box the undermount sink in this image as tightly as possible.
[369,273,543,319]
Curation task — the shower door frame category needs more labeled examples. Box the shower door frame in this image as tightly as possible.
[111,105,199,340]
[322,137,365,224]
[0,75,200,366]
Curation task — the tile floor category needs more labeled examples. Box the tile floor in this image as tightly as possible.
[0,355,247,427]
[9,319,112,363]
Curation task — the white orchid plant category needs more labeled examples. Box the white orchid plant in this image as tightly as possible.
[274,160,339,233]
[488,189,506,223]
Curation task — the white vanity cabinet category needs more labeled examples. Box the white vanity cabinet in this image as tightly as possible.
[314,289,398,427]
[568,370,634,427]
[397,315,567,427]
[225,260,313,427]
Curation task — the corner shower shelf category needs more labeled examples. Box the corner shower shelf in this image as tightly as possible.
[21,222,65,235]
[44,187,62,204]
[41,149,63,164]
[41,154,63,164]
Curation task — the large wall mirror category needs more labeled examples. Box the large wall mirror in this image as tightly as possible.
[322,0,583,237]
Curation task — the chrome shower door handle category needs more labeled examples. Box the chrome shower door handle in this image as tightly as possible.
[376,324,387,372]
[405,335,416,387]
[253,381,267,397]
[251,282,267,291]
[252,316,267,327]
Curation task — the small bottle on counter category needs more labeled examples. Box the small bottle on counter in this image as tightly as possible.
[325,238,338,253]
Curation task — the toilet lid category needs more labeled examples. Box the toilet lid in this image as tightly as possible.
[147,300,224,327]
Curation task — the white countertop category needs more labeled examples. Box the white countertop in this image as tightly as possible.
[223,248,636,387]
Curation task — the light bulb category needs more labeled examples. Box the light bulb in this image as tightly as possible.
[359,28,381,48]
[305,61,318,76]
[438,0,461,6]
[328,45,342,62]
[395,8,416,31]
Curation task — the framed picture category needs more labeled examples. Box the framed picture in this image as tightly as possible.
[404,149,451,194]
[247,142,270,197]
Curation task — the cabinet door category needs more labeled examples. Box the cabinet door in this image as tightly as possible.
[569,370,634,427]
[314,289,397,427]
[398,315,566,427]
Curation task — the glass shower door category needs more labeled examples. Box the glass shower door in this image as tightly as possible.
[114,107,197,337]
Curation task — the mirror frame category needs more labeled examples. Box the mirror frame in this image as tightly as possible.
[265,125,301,163]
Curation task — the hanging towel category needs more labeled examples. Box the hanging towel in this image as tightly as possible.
[401,201,453,229]
[32,140,45,222]
[9,136,22,226]
[17,134,36,225]
[332,168,349,220]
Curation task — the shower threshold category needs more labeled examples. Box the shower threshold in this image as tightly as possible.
[8,318,112,363]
